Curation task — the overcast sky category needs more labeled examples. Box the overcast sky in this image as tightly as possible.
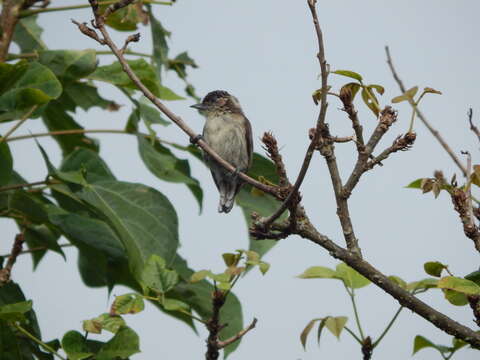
[2,1,480,359]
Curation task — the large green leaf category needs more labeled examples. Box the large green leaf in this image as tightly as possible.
[61,331,93,360]
[104,2,146,31]
[24,224,65,269]
[137,136,203,210]
[38,50,97,82]
[0,141,13,186]
[238,153,283,259]
[88,59,183,100]
[96,326,140,360]
[12,16,47,53]
[61,148,115,183]
[41,100,99,156]
[335,263,370,289]
[0,61,62,122]
[60,82,117,112]
[78,181,179,279]
[438,276,480,295]
[149,8,170,76]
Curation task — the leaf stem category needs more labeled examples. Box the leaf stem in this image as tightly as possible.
[344,325,363,345]
[0,106,37,143]
[5,128,177,147]
[13,323,66,360]
[0,179,59,193]
[19,0,172,17]
[345,285,365,341]
[372,306,403,348]
[6,50,151,61]
[408,103,417,133]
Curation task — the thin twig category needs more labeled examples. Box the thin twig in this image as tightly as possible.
[72,12,279,199]
[0,0,23,62]
[468,108,480,144]
[0,106,37,143]
[373,306,403,347]
[13,323,67,360]
[217,318,257,349]
[260,0,330,228]
[0,243,72,258]
[0,179,59,193]
[385,46,467,177]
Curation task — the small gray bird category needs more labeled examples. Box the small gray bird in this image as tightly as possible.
[191,90,253,213]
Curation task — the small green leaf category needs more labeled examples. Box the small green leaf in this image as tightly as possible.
[297,266,336,279]
[149,10,170,75]
[424,261,448,277]
[335,263,370,289]
[259,261,270,275]
[83,313,126,334]
[162,298,190,312]
[62,331,93,360]
[111,293,145,315]
[406,178,423,189]
[312,86,332,105]
[412,335,451,355]
[438,276,480,295]
[407,278,439,292]
[324,316,348,339]
[361,87,380,117]
[423,87,442,95]
[222,253,238,267]
[443,289,469,306]
[368,84,385,95]
[96,326,140,360]
[333,70,363,82]
[140,254,179,294]
[392,86,418,103]
[190,270,211,283]
[0,300,32,321]
[465,270,480,286]
[300,318,321,350]
[13,16,47,53]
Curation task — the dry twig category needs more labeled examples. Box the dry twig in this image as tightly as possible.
[0,233,25,284]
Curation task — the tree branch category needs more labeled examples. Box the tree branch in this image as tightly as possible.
[0,0,23,62]
[0,233,25,285]
[0,105,37,143]
[468,108,480,144]
[217,318,257,349]
[385,46,467,177]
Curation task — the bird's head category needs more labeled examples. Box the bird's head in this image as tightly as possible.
[191,90,243,116]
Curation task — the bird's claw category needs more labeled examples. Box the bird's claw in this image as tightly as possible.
[190,134,203,145]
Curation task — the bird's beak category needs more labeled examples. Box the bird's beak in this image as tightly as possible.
[190,103,207,110]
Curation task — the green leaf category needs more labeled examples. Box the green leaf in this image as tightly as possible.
[111,293,145,315]
[138,98,170,126]
[412,335,451,355]
[83,313,126,334]
[222,253,238,267]
[0,300,32,321]
[89,59,183,100]
[438,276,480,295]
[259,261,270,275]
[407,278,439,292]
[61,331,93,360]
[78,181,179,280]
[325,316,348,339]
[140,254,179,294]
[61,81,118,112]
[0,141,13,186]
[41,100,99,156]
[167,51,198,79]
[311,85,332,105]
[465,270,480,286]
[406,178,423,189]
[61,148,115,183]
[297,266,336,279]
[392,86,418,103]
[300,318,321,350]
[0,61,62,122]
[162,298,190,312]
[237,154,283,260]
[13,16,47,53]
[335,263,370,289]
[104,3,147,31]
[423,87,442,95]
[24,225,65,268]
[443,289,469,306]
[149,9,170,75]
[38,50,97,81]
[361,87,380,117]
[368,84,385,95]
[190,270,211,283]
[424,261,448,277]
[8,190,50,224]
[333,70,363,82]
[96,326,140,360]
[137,136,203,211]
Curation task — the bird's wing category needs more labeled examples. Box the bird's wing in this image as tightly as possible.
[244,116,253,168]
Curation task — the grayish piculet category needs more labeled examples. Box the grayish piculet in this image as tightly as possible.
[191,90,253,213]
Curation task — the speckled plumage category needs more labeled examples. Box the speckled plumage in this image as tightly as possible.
[193,90,253,213]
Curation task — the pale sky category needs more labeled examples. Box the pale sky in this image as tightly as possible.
[2,1,480,359]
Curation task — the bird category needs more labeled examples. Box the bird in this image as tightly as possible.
[191,90,253,213]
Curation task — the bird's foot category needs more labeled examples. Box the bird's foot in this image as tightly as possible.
[190,134,203,145]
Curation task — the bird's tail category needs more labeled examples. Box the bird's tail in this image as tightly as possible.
[218,181,240,213]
